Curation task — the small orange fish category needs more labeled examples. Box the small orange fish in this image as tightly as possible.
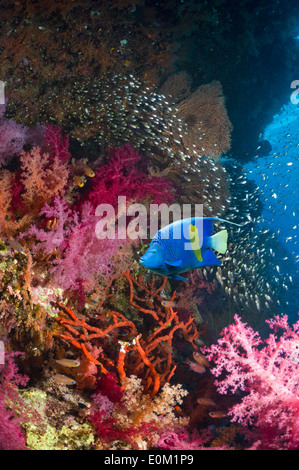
[55,359,80,368]
[47,217,58,230]
[83,166,95,178]
[161,300,176,308]
[197,397,216,407]
[52,217,58,229]
[52,374,76,385]
[74,175,86,187]
[209,411,227,418]
[193,351,210,368]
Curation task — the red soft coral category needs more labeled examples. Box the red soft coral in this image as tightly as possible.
[204,314,299,449]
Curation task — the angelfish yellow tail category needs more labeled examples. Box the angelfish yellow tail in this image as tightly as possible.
[209,229,228,254]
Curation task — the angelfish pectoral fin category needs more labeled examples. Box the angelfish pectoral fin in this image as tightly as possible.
[168,274,189,281]
[209,229,228,254]
[189,224,203,261]
[165,259,182,267]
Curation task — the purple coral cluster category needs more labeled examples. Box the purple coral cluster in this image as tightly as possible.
[0,103,43,166]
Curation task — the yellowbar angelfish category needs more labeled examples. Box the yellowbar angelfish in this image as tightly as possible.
[139,217,240,281]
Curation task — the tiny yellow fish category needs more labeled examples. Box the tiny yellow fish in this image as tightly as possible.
[161,300,176,308]
[83,166,95,177]
[55,358,80,368]
[74,175,86,187]
[52,374,76,385]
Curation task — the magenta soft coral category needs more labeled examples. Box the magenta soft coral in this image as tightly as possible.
[43,123,71,163]
[203,314,299,449]
[82,144,175,210]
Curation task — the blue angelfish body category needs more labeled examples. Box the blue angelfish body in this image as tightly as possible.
[139,217,239,280]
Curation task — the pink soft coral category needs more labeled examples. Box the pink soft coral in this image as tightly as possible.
[204,314,299,449]
[0,351,29,450]
[23,196,119,291]
[22,196,74,254]
[22,143,175,293]
[50,200,119,291]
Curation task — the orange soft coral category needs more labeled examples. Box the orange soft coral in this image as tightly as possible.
[20,146,69,214]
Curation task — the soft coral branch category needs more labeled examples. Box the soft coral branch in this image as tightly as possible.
[43,123,71,163]
[204,314,299,449]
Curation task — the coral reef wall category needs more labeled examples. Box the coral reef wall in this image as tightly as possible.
[0,0,298,452]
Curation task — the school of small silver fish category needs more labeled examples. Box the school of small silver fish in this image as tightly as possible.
[244,99,299,315]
